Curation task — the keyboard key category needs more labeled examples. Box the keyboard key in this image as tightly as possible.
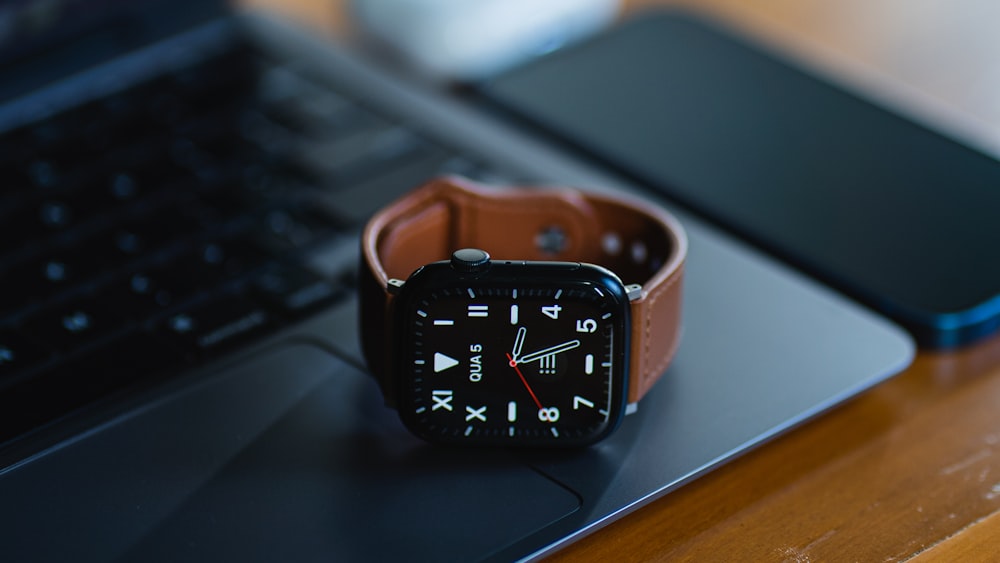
[160,294,275,357]
[253,206,344,251]
[1,198,76,241]
[251,263,345,319]
[161,239,272,296]
[115,208,203,253]
[25,159,63,189]
[97,271,180,322]
[45,242,111,284]
[0,329,53,384]
[76,227,161,272]
[1,256,80,310]
[22,298,127,353]
[0,239,118,311]
[85,162,193,210]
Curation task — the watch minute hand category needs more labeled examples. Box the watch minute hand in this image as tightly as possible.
[518,340,581,364]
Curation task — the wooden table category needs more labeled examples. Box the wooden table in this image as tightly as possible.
[244,0,1000,559]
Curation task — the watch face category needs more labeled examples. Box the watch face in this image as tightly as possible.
[396,261,629,447]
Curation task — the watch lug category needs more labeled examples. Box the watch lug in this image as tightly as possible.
[387,278,405,295]
[625,402,638,415]
[625,283,643,301]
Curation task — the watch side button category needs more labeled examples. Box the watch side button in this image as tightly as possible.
[387,278,405,295]
[451,248,491,273]
[626,284,643,301]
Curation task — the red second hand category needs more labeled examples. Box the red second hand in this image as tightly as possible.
[506,353,543,410]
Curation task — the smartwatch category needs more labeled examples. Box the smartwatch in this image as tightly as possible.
[360,176,686,447]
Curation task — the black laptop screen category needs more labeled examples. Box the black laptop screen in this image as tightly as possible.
[0,0,134,65]
[0,0,225,102]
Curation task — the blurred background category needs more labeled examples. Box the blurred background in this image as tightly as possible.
[240,0,1000,158]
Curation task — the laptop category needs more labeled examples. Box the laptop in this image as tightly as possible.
[0,1,913,561]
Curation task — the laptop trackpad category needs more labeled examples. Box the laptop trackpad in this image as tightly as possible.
[0,342,579,562]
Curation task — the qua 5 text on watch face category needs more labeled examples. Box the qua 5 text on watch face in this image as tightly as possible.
[401,284,626,445]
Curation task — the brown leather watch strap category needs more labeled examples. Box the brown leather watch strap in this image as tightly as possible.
[360,176,686,405]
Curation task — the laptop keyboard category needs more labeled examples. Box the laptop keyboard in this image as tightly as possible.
[0,40,492,445]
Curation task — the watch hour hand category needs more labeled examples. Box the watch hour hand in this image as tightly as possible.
[510,326,527,364]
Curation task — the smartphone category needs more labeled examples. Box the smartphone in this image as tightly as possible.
[474,9,1000,348]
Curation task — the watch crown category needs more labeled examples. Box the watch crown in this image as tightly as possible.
[451,248,491,273]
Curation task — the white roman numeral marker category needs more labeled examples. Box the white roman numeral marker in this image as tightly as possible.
[466,405,487,422]
[431,390,453,411]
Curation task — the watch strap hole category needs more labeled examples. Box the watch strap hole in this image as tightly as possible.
[630,240,648,264]
[535,225,569,255]
[602,232,623,256]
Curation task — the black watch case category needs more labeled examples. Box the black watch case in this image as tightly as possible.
[392,250,631,447]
